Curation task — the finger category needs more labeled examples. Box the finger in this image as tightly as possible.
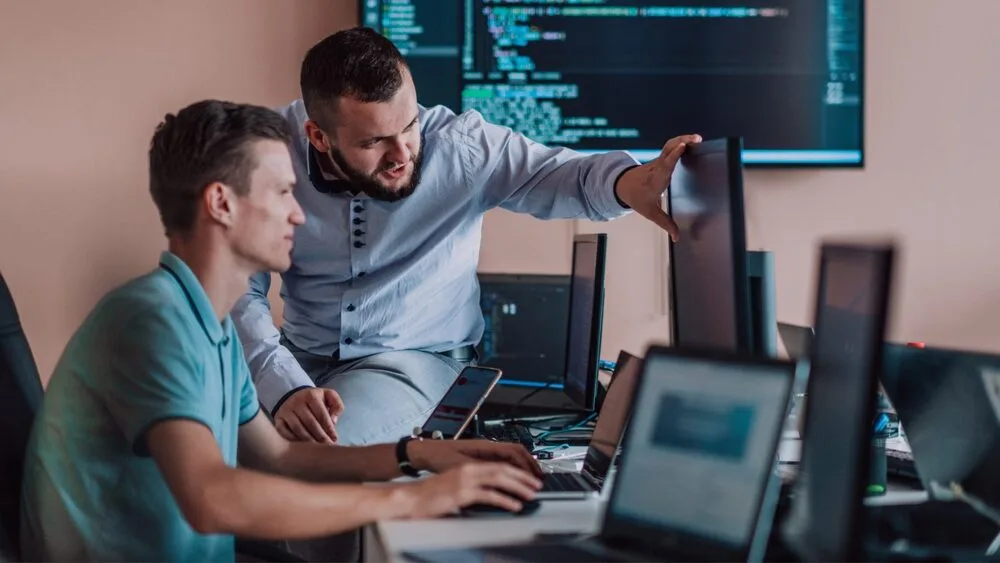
[275,418,297,441]
[323,389,346,417]
[295,409,335,444]
[482,465,542,500]
[471,489,523,513]
[649,208,681,242]
[283,413,316,442]
[487,444,544,478]
[306,394,339,442]
[517,447,545,478]
[659,141,687,171]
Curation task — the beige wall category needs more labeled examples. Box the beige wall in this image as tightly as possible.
[2,0,998,384]
[0,0,359,382]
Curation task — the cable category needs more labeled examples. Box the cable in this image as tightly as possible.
[501,381,556,423]
[927,480,1000,557]
[535,411,597,443]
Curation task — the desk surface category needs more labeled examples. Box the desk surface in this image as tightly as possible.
[364,436,928,562]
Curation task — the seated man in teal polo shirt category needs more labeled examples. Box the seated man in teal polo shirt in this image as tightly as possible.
[19,99,542,563]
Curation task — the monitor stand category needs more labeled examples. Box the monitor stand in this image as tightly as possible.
[747,250,778,358]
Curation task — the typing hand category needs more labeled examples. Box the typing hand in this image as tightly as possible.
[402,463,542,518]
[409,439,544,478]
[273,388,345,444]
[613,134,702,242]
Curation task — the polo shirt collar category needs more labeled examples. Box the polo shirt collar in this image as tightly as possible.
[158,251,228,345]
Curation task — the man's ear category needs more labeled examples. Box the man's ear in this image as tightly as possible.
[203,182,235,228]
[305,119,332,153]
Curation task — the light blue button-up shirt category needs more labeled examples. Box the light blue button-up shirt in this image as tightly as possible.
[232,99,636,412]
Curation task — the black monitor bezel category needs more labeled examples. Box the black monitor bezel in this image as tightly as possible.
[781,241,895,562]
[356,1,866,169]
[667,136,752,354]
[562,233,607,412]
[601,344,798,562]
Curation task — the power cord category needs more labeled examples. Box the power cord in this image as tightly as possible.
[927,480,1000,556]
[535,411,597,443]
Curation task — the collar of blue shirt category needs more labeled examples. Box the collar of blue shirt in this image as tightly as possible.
[157,251,230,345]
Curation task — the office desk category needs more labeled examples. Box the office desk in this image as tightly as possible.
[363,435,930,562]
[364,496,604,562]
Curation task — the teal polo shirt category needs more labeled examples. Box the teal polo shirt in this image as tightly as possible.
[20,251,260,562]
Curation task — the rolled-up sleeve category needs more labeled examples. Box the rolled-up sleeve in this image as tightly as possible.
[459,109,637,221]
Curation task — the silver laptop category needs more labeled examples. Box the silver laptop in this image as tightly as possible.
[405,346,800,563]
[777,322,814,360]
[537,350,642,500]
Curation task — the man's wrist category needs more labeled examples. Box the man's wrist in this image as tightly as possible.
[612,164,640,209]
[269,385,312,417]
[396,436,430,476]
[405,438,432,473]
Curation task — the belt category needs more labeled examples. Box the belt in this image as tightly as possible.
[330,344,478,364]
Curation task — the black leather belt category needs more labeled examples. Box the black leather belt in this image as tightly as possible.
[330,344,477,364]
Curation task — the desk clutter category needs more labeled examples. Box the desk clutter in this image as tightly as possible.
[391,140,1000,562]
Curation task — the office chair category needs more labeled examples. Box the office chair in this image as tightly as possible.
[0,269,44,560]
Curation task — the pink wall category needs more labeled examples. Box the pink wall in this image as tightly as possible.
[2,1,998,383]
[0,0,358,382]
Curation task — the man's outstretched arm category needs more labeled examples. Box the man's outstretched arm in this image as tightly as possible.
[147,418,541,540]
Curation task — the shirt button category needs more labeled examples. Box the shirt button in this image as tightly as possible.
[357,271,366,278]
[353,205,364,213]
[353,241,365,248]
[344,337,353,345]
[346,304,356,312]
[353,218,364,225]
[353,229,365,236]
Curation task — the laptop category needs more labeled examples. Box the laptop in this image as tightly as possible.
[405,346,799,563]
[880,342,1000,507]
[538,350,642,500]
[777,322,813,360]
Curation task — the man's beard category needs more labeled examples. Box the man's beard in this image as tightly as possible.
[328,144,423,202]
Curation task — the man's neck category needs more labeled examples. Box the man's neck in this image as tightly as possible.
[167,236,250,322]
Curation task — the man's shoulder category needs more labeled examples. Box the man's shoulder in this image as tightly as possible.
[88,268,197,343]
[420,105,493,141]
[274,99,308,126]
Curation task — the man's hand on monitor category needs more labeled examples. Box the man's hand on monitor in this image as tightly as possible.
[273,387,345,444]
[409,438,544,477]
[613,134,702,242]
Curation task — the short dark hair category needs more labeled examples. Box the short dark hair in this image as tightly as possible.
[148,100,292,235]
[300,27,408,128]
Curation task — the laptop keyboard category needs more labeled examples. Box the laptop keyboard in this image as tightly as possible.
[542,472,590,492]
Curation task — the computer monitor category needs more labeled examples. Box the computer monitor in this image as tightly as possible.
[361,0,865,167]
[747,250,778,357]
[476,273,570,389]
[563,233,607,412]
[667,137,751,354]
[781,242,895,562]
[606,345,798,562]
[880,344,1000,510]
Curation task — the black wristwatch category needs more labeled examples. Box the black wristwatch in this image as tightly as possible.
[396,435,422,477]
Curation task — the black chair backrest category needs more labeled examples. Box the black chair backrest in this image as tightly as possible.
[0,270,44,559]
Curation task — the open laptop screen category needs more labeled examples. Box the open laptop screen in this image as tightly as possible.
[581,351,642,485]
[604,348,793,559]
